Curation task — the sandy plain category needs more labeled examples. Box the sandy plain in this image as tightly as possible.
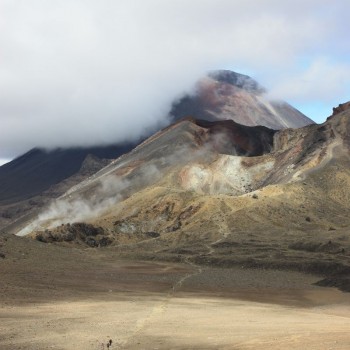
[1,234,350,350]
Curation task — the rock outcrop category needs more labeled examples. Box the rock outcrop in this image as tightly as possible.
[332,101,350,116]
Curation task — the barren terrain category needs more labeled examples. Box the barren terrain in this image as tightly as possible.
[1,234,350,350]
[1,96,350,349]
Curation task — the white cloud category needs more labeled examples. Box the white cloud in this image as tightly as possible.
[268,59,350,102]
[1,0,350,158]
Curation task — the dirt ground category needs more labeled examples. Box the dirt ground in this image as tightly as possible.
[1,234,350,350]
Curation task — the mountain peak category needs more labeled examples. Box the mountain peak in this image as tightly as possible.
[170,69,314,130]
[208,70,265,93]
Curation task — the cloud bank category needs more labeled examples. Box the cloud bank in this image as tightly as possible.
[1,0,350,159]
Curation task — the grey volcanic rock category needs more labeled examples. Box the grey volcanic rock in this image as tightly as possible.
[171,70,314,130]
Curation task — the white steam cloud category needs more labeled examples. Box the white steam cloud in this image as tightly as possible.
[17,163,163,235]
[38,176,131,227]
[1,0,350,159]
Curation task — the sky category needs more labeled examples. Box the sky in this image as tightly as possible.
[1,0,350,165]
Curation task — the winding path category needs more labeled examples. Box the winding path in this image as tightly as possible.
[119,256,203,349]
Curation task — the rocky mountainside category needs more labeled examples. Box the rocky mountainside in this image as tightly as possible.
[17,106,344,232]
[8,101,350,291]
[170,70,314,129]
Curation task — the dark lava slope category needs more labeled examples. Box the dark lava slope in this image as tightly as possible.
[0,143,136,205]
[194,119,275,156]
